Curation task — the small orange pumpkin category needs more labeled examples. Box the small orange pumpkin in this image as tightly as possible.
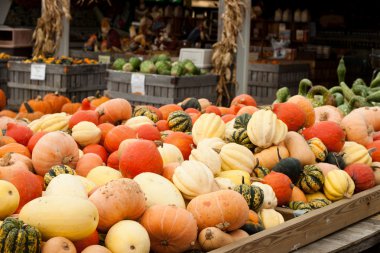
[187,189,249,231]
[140,205,198,253]
[90,90,111,107]
[43,92,71,113]
[0,89,6,110]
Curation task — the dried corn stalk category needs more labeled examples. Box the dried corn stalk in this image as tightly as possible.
[33,0,71,57]
[212,0,246,106]
[76,0,112,6]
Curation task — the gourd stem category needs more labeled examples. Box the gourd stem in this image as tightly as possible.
[329,86,343,94]
[298,78,313,96]
[276,147,282,161]
[275,87,290,103]
[306,85,335,106]
[23,102,35,113]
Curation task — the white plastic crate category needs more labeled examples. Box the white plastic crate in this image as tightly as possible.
[179,48,213,69]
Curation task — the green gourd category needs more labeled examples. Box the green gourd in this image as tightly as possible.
[0,217,42,253]
[274,87,290,103]
[44,164,76,188]
[366,90,380,103]
[337,57,346,84]
[133,106,159,123]
[233,183,264,212]
[306,85,335,107]
[297,165,324,194]
[339,81,355,102]
[180,97,201,111]
[167,111,192,132]
[298,78,313,96]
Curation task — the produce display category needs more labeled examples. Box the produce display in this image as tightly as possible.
[111,54,205,77]
[0,56,379,252]
[0,53,11,60]
[22,56,99,65]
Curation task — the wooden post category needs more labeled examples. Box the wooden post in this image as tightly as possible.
[235,0,251,95]
[56,0,70,57]
[0,0,12,25]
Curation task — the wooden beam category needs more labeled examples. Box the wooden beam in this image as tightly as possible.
[0,0,12,25]
[235,0,251,95]
[56,0,70,57]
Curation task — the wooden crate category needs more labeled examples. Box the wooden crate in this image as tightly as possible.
[248,62,310,105]
[210,185,380,253]
[0,57,26,98]
[106,70,219,107]
[69,49,146,62]
[7,61,107,110]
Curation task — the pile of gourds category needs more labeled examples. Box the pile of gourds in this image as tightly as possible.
[0,85,379,252]
[275,57,380,116]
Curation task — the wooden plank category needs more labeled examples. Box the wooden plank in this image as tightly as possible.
[7,82,67,92]
[210,185,380,253]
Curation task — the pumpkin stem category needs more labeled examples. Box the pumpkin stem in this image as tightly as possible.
[368,147,377,156]
[54,91,59,96]
[35,95,42,101]
[95,90,101,98]
[319,112,328,121]
[0,153,13,166]
[62,156,73,165]
[154,140,164,148]
[23,102,34,113]
[276,147,282,161]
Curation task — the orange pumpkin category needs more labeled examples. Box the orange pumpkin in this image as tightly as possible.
[5,122,33,146]
[344,164,376,192]
[43,92,71,113]
[104,125,136,153]
[0,110,17,118]
[32,131,79,176]
[106,151,119,170]
[302,121,345,152]
[218,107,235,116]
[0,152,30,172]
[96,98,132,124]
[290,186,307,202]
[0,89,6,110]
[119,139,163,178]
[155,120,170,132]
[272,102,306,131]
[205,105,222,116]
[76,153,104,177]
[0,143,31,158]
[162,162,180,182]
[236,106,259,116]
[27,131,48,153]
[61,101,81,114]
[262,171,293,206]
[367,141,380,162]
[16,110,44,121]
[136,124,161,141]
[287,95,315,127]
[231,94,257,107]
[90,91,110,107]
[159,104,183,120]
[187,189,249,231]
[19,96,52,114]
[97,122,115,145]
[82,245,111,253]
[0,136,16,147]
[73,229,99,253]
[69,110,99,129]
[88,178,146,232]
[140,205,198,253]
[83,144,108,163]
[0,166,42,213]
[341,107,380,147]
[79,97,96,110]
[221,114,236,123]
[164,132,194,160]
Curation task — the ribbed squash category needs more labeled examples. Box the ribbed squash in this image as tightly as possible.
[251,182,277,209]
[71,121,101,147]
[272,157,303,183]
[19,195,99,240]
[233,184,264,212]
[219,143,257,174]
[308,198,332,209]
[258,208,285,229]
[234,113,251,130]
[189,146,222,175]
[196,137,226,153]
[341,141,372,165]
[0,217,42,253]
[157,143,184,166]
[44,164,76,187]
[192,113,225,145]
[252,165,270,179]
[167,111,192,132]
[307,137,328,162]
[288,201,312,211]
[172,160,214,199]
[133,106,159,123]
[124,116,154,130]
[229,128,255,149]
[323,170,355,201]
[247,110,288,149]
[297,165,324,194]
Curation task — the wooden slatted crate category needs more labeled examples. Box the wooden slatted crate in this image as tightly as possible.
[7,61,107,110]
[0,57,26,98]
[106,70,219,107]
[210,185,380,253]
[248,62,310,105]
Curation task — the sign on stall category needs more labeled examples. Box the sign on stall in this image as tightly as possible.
[131,73,145,95]
[30,64,46,80]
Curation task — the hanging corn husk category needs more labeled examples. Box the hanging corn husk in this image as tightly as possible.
[212,0,246,106]
[76,0,112,6]
[33,0,71,57]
